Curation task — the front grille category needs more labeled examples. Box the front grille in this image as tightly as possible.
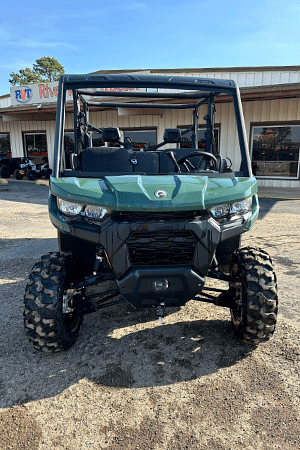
[127,230,197,266]
[116,210,200,222]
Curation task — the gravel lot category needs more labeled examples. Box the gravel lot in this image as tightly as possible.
[0,179,300,450]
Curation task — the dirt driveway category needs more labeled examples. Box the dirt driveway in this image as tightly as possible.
[0,180,300,450]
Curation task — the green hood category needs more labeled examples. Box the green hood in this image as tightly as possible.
[50,175,258,211]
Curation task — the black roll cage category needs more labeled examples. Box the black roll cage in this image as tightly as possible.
[53,74,251,178]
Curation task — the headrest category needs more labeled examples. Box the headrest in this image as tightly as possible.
[102,127,121,143]
[163,128,182,143]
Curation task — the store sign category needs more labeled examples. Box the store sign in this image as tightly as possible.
[10,81,146,107]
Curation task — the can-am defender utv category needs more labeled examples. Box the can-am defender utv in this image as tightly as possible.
[24,74,278,352]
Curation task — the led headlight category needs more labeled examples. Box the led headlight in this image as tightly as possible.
[210,203,230,218]
[210,197,252,219]
[85,205,111,220]
[230,197,252,214]
[57,198,84,216]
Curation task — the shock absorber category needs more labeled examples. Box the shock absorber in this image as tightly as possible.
[156,302,165,324]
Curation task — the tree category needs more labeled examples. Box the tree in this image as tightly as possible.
[260,127,292,148]
[9,57,65,85]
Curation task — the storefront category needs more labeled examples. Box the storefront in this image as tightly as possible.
[1,65,300,188]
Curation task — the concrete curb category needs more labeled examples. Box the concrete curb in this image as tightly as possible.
[258,187,300,200]
[36,179,50,187]
[0,179,9,189]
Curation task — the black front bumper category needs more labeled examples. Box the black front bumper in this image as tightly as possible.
[116,266,205,308]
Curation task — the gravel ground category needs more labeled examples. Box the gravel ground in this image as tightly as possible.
[0,180,300,450]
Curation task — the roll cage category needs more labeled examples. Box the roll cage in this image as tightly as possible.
[53,74,252,178]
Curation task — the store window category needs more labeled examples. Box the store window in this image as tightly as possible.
[23,133,48,164]
[64,131,104,151]
[179,128,219,152]
[0,133,11,157]
[251,125,300,178]
[124,130,157,149]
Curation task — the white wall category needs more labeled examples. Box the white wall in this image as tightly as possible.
[1,92,300,187]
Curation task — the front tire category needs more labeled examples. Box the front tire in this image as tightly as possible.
[14,169,24,180]
[43,168,52,179]
[230,247,278,345]
[24,252,83,352]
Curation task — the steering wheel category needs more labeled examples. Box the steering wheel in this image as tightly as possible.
[176,151,218,172]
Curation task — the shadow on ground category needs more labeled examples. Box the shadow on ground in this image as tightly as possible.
[0,238,57,260]
[0,179,49,206]
[0,292,253,408]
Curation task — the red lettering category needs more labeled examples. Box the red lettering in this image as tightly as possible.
[68,90,72,96]
[110,88,117,92]
[20,90,26,101]
[53,87,58,96]
[39,84,48,98]
[45,84,54,97]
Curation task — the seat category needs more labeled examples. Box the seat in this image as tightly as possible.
[81,147,133,173]
[129,151,159,174]
[80,147,160,175]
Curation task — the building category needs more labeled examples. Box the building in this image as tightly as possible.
[1,65,300,188]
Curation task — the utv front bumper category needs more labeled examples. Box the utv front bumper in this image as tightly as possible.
[116,266,205,308]
[49,193,258,307]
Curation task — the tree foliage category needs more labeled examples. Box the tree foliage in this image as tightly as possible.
[260,127,292,148]
[9,57,65,85]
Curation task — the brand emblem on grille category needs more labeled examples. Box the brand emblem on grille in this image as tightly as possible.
[155,190,167,198]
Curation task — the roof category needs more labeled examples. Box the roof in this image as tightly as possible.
[62,73,238,95]
[93,65,300,74]
[2,67,300,117]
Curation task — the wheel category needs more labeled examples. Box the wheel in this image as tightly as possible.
[23,252,84,352]
[229,247,278,345]
[176,151,218,171]
[14,169,24,180]
[43,168,52,179]
[0,165,12,178]
[26,169,37,181]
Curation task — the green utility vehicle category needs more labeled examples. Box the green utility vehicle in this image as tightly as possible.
[24,74,278,352]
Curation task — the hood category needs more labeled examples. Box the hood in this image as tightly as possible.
[50,175,258,211]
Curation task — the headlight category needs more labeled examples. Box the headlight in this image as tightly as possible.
[210,204,230,218]
[231,197,252,214]
[85,205,111,220]
[57,198,84,216]
[210,197,252,219]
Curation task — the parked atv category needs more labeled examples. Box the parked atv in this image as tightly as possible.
[24,74,278,353]
[14,158,52,181]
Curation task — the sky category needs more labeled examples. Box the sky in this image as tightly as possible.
[1,0,300,96]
